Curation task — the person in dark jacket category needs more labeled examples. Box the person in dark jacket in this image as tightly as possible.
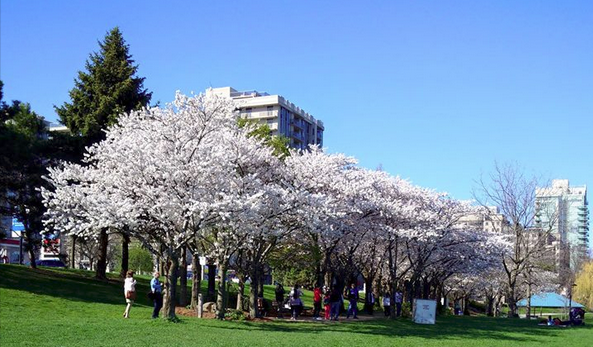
[346,283,359,319]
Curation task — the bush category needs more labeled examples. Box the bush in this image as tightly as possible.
[402,302,412,318]
[470,300,486,313]
[225,309,245,321]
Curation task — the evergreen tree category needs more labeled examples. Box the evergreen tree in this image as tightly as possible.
[56,27,152,145]
[55,27,151,279]
[0,82,47,267]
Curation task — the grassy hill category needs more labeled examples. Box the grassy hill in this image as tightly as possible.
[1,264,591,347]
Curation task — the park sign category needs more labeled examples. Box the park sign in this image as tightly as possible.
[11,217,24,231]
[413,299,437,324]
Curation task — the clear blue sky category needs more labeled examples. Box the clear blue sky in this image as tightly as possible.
[2,1,592,246]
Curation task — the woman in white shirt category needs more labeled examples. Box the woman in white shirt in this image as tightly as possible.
[123,270,137,318]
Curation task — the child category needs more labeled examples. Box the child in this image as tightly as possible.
[123,270,136,318]
[323,288,331,320]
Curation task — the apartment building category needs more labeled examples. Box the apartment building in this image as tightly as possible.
[535,179,589,270]
[210,87,324,150]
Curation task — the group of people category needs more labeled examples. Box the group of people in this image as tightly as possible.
[121,271,163,319]
[275,282,403,321]
[382,291,403,317]
[544,308,586,327]
[126,274,403,321]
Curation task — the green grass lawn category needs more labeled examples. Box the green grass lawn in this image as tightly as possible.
[1,264,591,347]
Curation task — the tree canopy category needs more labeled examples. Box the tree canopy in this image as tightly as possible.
[55,27,151,145]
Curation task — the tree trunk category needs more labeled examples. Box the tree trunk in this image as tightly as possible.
[249,267,260,318]
[70,235,77,268]
[27,244,37,269]
[216,262,228,320]
[179,247,188,307]
[526,270,532,319]
[422,278,430,299]
[463,295,470,315]
[207,260,216,302]
[507,284,518,318]
[237,276,245,311]
[486,294,494,317]
[163,255,179,320]
[364,276,374,314]
[388,240,397,319]
[258,265,265,297]
[119,233,130,278]
[95,228,108,280]
[190,254,202,310]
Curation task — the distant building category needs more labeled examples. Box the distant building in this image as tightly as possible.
[535,179,589,270]
[458,206,510,234]
[209,87,324,150]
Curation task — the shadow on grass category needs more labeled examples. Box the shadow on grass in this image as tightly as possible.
[197,312,592,342]
[0,264,153,307]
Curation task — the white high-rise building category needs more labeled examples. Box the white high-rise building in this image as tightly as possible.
[210,87,324,150]
[535,179,589,270]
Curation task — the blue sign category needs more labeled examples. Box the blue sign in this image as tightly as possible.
[11,217,24,232]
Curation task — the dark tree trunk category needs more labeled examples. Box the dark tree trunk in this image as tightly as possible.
[119,233,130,278]
[27,245,37,269]
[463,296,470,316]
[95,228,108,280]
[70,235,77,268]
[163,255,179,320]
[486,294,494,316]
[207,260,216,302]
[190,254,201,310]
[257,265,265,297]
[364,277,374,314]
[179,247,188,307]
[422,278,430,299]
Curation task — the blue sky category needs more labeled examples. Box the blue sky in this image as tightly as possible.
[1,1,592,245]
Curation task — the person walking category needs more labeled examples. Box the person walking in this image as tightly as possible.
[346,283,359,319]
[330,286,341,321]
[150,271,163,319]
[123,270,136,318]
[313,284,322,320]
[383,293,391,317]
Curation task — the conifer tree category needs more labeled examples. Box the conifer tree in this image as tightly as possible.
[55,27,151,279]
[56,27,152,145]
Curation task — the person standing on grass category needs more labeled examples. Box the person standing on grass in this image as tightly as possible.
[275,283,285,318]
[323,287,331,320]
[395,291,403,317]
[289,293,303,320]
[383,293,391,317]
[123,270,136,318]
[346,283,359,319]
[289,284,303,299]
[313,283,322,320]
[330,286,341,321]
[150,271,163,319]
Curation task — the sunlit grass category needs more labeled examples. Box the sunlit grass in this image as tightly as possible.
[1,264,591,347]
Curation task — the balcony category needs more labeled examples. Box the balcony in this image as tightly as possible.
[291,118,304,130]
[291,131,304,142]
[244,110,276,119]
